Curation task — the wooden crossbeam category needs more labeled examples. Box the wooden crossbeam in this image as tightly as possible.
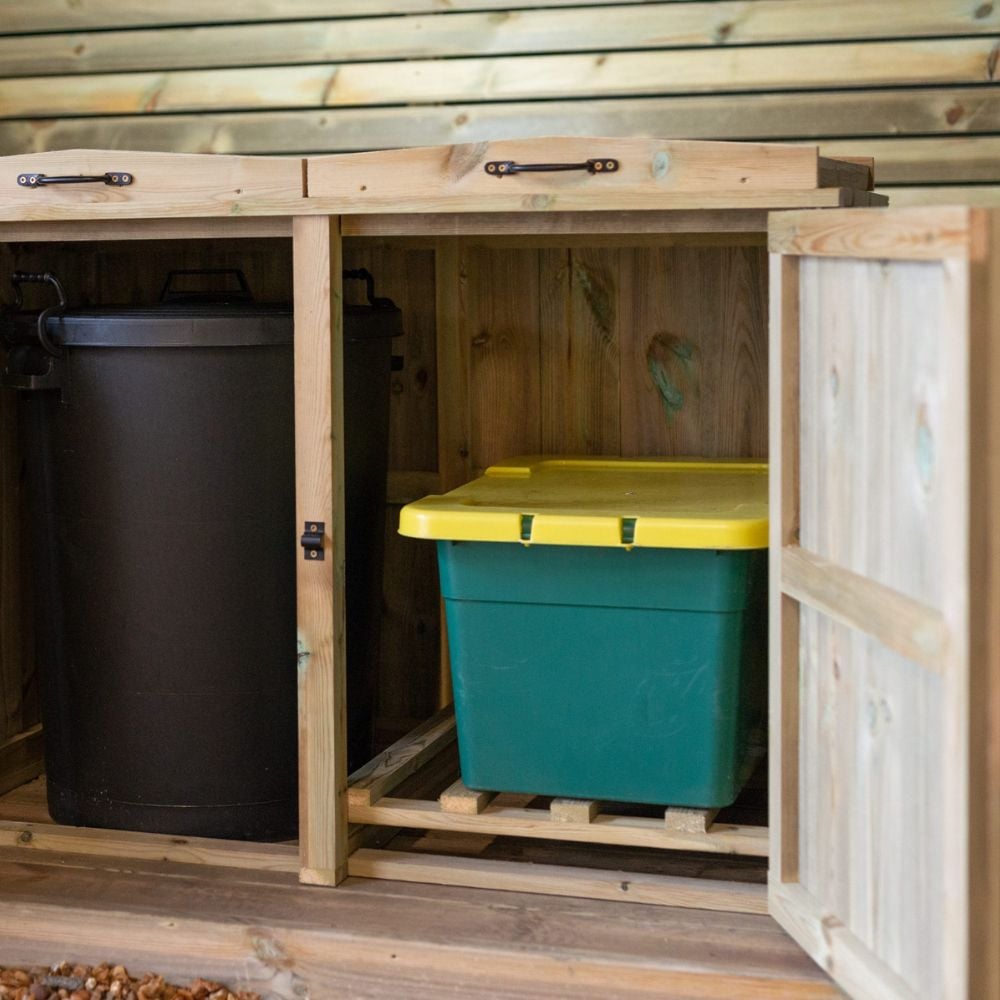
[348,706,457,808]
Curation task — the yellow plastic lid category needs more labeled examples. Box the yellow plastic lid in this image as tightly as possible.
[399,456,768,549]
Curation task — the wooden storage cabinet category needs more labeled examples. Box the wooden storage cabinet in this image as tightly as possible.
[0,140,995,1000]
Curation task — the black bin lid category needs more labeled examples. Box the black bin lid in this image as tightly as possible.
[41,303,294,348]
[9,301,403,348]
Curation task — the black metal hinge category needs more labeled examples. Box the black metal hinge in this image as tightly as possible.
[300,521,325,561]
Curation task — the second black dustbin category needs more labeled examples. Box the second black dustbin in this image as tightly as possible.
[2,268,400,838]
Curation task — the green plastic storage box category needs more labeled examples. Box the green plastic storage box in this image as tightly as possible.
[399,457,768,808]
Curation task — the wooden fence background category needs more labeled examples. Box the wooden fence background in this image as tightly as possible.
[1,1,998,750]
[0,0,998,204]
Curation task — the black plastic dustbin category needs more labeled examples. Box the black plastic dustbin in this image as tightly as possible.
[1,269,400,839]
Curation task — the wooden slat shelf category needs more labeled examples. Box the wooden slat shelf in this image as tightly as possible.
[344,705,770,906]
[0,771,771,921]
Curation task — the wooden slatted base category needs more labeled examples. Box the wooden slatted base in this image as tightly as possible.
[345,707,769,909]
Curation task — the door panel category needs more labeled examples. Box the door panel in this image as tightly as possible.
[768,207,985,1000]
[799,255,963,611]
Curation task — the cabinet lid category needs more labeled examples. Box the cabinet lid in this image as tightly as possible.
[0,139,884,224]
[0,148,305,222]
[399,456,768,549]
[307,136,882,216]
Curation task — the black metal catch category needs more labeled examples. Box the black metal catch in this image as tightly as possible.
[17,172,134,188]
[484,158,619,178]
[300,521,325,561]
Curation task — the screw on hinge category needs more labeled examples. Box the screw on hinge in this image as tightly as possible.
[300,521,325,561]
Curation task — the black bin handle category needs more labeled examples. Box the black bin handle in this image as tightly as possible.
[342,268,396,309]
[159,268,254,303]
[9,271,67,357]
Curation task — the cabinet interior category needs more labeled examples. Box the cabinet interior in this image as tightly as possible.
[0,231,771,882]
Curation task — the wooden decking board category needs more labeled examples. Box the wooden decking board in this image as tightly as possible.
[0,849,836,999]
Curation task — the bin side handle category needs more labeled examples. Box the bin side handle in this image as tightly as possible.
[9,271,67,357]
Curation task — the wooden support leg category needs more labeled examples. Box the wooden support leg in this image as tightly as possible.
[440,779,496,815]
[293,215,348,886]
[664,806,720,834]
[551,799,600,824]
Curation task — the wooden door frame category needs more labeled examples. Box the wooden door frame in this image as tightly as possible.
[768,206,999,1000]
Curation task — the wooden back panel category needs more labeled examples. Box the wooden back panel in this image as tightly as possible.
[439,239,769,475]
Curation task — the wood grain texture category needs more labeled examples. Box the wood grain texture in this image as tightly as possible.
[0,777,50,824]
[5,88,997,158]
[781,545,950,675]
[772,224,975,998]
[820,135,1000,185]
[967,209,1000,1000]
[292,215,347,886]
[439,780,496,815]
[619,245,768,459]
[878,185,1000,208]
[0,726,43,798]
[769,882,925,1000]
[0,857,838,999]
[307,138,842,215]
[2,39,992,119]
[343,210,777,237]
[0,150,304,222]
[540,248,621,454]
[435,239,473,493]
[374,509,442,728]
[770,206,977,260]
[550,798,600,824]
[1,0,689,33]
[0,818,299,873]
[348,706,456,808]
[768,253,801,887]
[4,2,996,75]
[348,848,768,914]
[343,244,438,471]
[342,243,440,728]
[0,218,292,242]
[397,825,768,882]
[351,797,769,856]
[463,244,544,469]
[440,240,767,473]
[663,807,719,835]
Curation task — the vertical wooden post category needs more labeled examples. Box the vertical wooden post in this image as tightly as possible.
[434,238,469,708]
[967,210,1000,1000]
[293,215,347,885]
[768,252,800,886]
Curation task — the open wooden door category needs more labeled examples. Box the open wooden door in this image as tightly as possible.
[768,207,1000,1000]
